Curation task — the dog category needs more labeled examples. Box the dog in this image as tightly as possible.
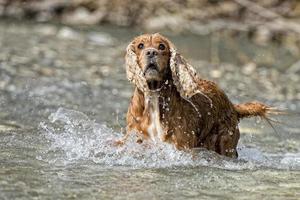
[118,33,278,158]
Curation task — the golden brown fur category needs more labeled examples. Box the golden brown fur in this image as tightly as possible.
[119,33,276,158]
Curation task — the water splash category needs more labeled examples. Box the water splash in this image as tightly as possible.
[37,108,300,170]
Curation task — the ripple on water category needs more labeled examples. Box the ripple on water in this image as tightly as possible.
[37,107,300,170]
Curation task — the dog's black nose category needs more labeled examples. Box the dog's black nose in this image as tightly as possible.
[145,48,158,58]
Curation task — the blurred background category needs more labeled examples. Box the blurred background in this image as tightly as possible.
[1,0,300,125]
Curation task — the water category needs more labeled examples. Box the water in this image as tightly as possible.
[0,20,300,199]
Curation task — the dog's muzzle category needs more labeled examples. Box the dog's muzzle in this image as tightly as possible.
[143,59,160,79]
[143,60,163,90]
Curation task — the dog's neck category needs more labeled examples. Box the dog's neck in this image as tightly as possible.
[144,91,163,142]
[144,79,170,112]
[143,78,178,142]
[145,76,176,97]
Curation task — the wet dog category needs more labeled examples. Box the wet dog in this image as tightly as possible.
[118,33,277,158]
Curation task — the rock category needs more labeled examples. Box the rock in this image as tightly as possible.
[253,27,272,45]
[57,27,81,40]
[36,67,56,76]
[57,27,82,40]
[99,65,111,77]
[242,62,257,75]
[35,25,57,36]
[0,121,22,131]
[143,15,186,32]
[291,2,300,17]
[62,7,105,25]
[287,60,300,73]
[87,32,115,46]
[209,69,222,78]
[219,1,239,14]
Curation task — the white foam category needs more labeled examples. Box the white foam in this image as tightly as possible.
[37,108,300,170]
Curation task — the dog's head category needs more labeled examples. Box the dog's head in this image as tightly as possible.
[126,33,201,98]
[126,33,170,91]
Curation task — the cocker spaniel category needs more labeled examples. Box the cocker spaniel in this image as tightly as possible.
[118,33,277,158]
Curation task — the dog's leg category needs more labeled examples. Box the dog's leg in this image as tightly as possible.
[114,127,131,146]
[217,125,240,158]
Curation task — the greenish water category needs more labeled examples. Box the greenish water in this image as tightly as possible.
[0,20,299,199]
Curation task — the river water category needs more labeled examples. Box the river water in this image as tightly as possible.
[0,20,299,199]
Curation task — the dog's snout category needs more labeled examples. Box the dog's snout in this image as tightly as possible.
[145,48,158,58]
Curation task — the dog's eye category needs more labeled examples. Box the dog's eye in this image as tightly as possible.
[138,43,144,49]
[158,43,165,50]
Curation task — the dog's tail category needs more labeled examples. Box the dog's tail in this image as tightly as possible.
[234,101,287,134]
[234,102,282,119]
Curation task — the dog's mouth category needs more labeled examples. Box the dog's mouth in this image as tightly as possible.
[144,63,163,91]
[147,80,162,90]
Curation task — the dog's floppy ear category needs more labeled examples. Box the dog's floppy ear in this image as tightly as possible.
[167,41,202,99]
[125,39,149,93]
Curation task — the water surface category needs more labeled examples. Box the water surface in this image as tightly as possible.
[0,20,299,199]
